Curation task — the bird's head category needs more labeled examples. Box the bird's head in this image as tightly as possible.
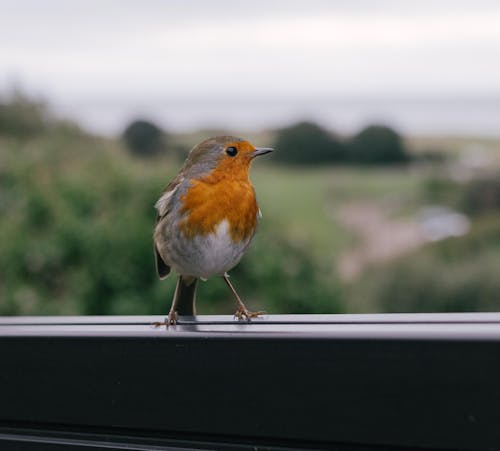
[183,136,273,180]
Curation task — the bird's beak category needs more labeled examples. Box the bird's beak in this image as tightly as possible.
[250,147,273,158]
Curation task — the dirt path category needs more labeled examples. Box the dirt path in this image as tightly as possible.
[337,202,427,280]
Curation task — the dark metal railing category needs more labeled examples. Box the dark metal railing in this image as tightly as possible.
[1,313,500,450]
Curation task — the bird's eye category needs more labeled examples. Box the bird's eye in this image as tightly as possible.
[226,146,238,157]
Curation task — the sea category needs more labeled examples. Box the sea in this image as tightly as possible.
[55,96,500,137]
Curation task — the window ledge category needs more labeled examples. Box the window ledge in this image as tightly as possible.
[1,313,499,450]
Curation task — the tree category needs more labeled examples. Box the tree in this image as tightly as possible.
[122,119,166,157]
[347,125,408,165]
[272,121,345,165]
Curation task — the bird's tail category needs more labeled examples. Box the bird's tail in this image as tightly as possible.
[172,275,198,316]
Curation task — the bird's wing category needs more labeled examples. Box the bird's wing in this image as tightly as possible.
[154,174,184,221]
[154,243,171,279]
[153,175,184,279]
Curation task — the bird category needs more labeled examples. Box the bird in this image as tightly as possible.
[153,136,273,325]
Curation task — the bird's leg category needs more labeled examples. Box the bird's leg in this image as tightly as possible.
[223,273,265,321]
[152,276,182,327]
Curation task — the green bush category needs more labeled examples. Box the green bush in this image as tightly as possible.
[272,122,410,166]
[461,176,500,216]
[0,92,49,138]
[423,174,500,217]
[347,125,409,165]
[233,225,344,314]
[0,129,164,315]
[192,229,344,315]
[349,215,500,313]
[272,121,345,165]
[122,119,167,157]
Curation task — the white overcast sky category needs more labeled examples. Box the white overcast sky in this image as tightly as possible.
[1,0,499,134]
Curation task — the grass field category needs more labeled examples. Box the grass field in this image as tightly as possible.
[253,164,427,256]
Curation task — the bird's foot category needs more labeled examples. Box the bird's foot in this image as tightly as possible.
[234,308,265,322]
[151,311,178,328]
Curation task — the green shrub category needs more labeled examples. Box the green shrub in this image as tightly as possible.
[233,226,344,314]
[272,121,345,165]
[122,119,167,157]
[461,176,500,216]
[0,92,49,138]
[349,215,500,313]
[423,174,500,217]
[347,125,409,165]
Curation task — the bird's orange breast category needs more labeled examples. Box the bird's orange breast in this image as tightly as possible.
[179,172,259,242]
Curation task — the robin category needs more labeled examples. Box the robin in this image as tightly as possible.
[153,136,273,325]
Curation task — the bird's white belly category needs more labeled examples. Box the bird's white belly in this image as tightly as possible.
[171,219,250,278]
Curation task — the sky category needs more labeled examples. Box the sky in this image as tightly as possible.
[1,0,500,135]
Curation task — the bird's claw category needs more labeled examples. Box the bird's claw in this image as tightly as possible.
[151,311,178,328]
[234,308,265,322]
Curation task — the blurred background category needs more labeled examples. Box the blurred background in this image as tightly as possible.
[1,0,500,315]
